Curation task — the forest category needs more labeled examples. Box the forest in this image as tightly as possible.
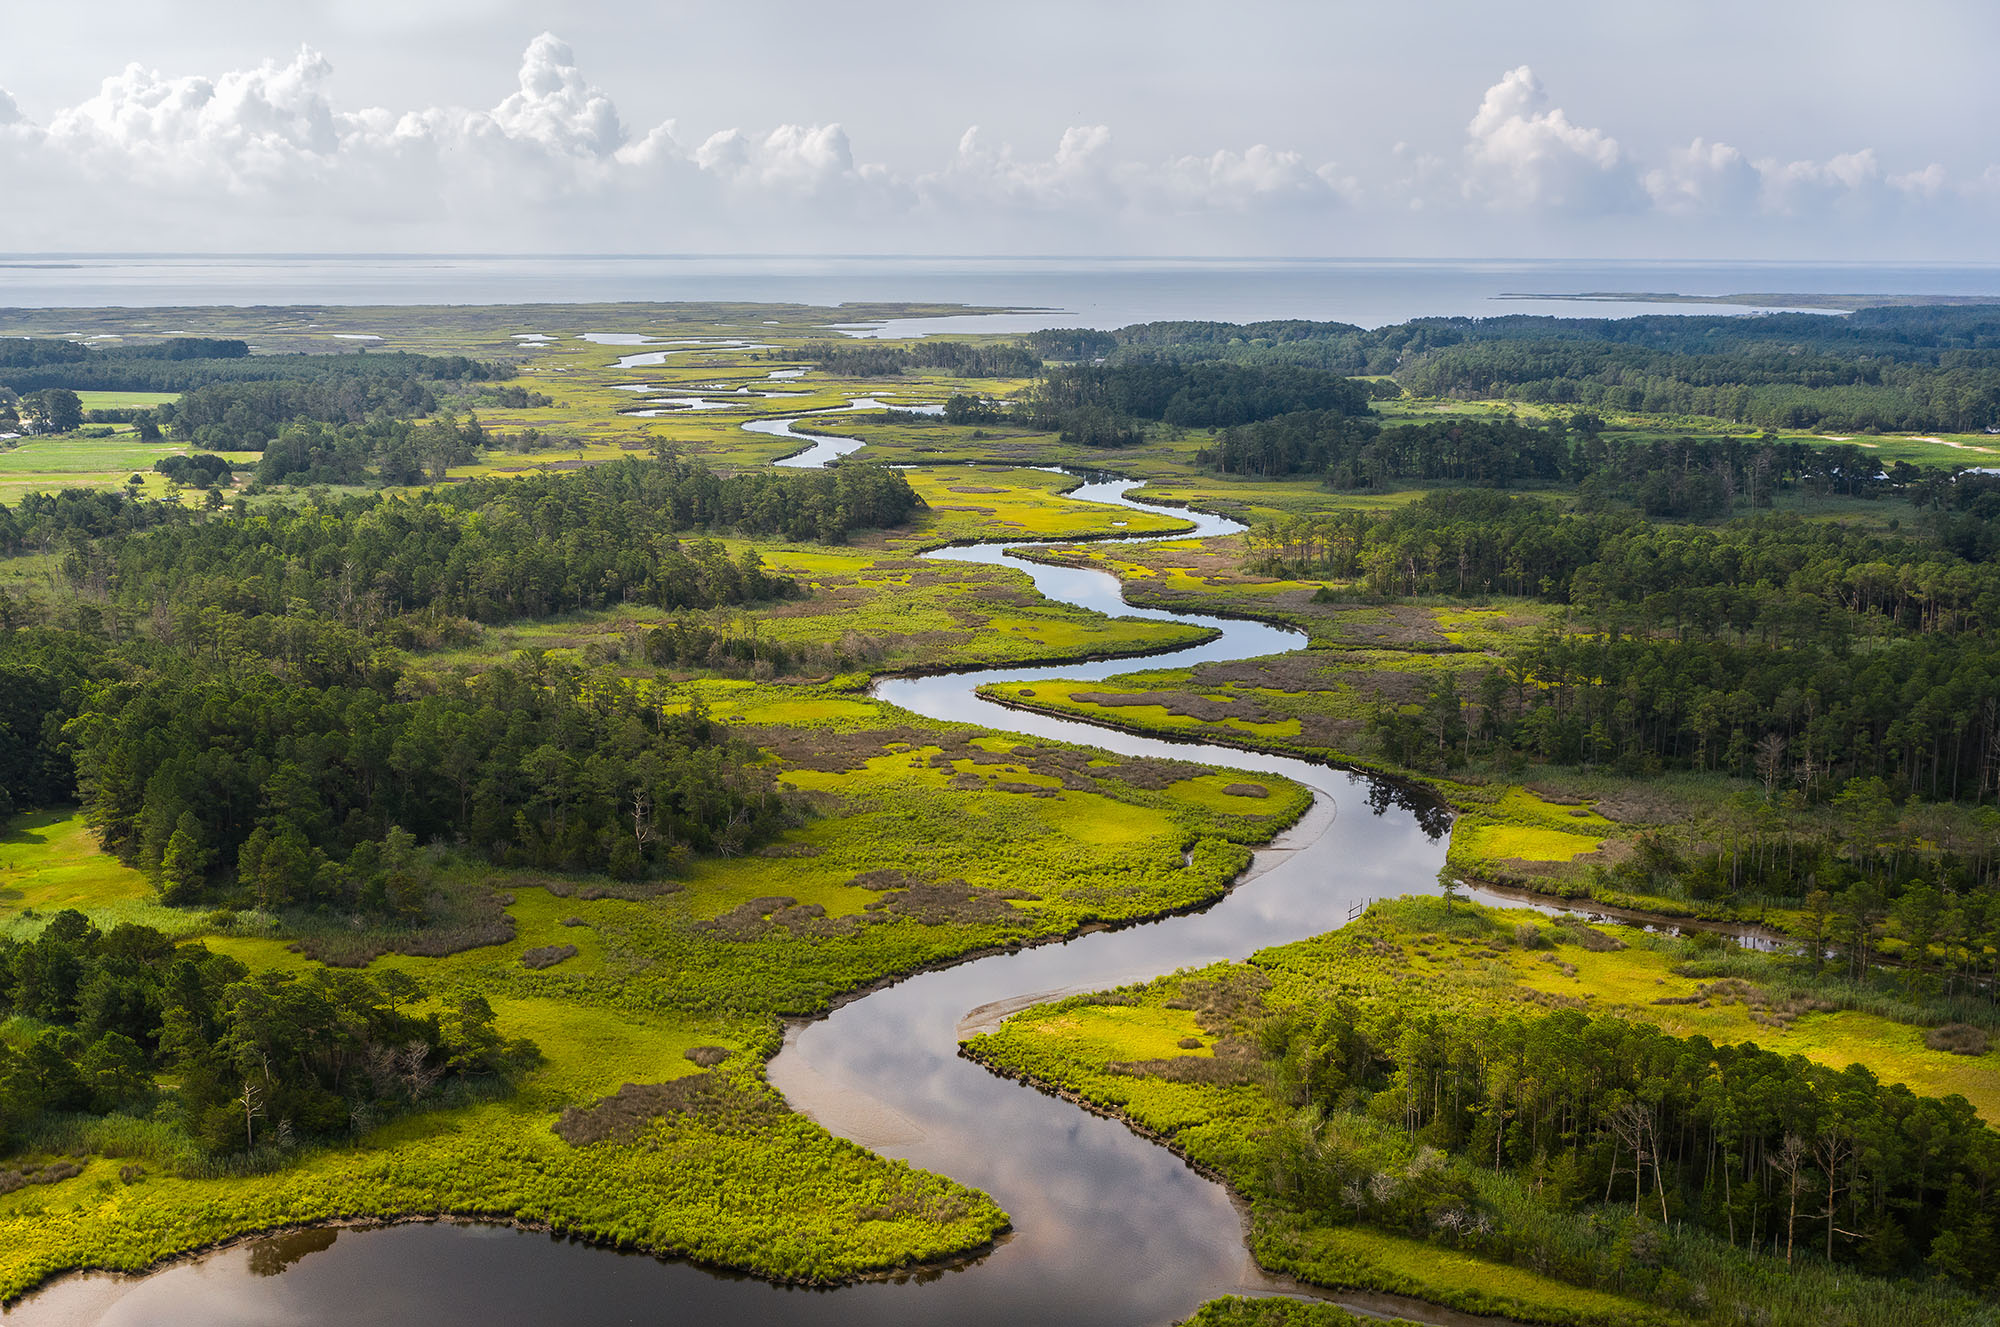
[0,338,500,395]
[0,911,536,1157]
[1264,998,2000,1281]
[1023,305,2000,432]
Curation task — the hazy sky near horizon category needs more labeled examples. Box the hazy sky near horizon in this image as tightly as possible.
[2,0,1995,259]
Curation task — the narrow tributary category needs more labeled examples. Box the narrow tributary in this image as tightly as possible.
[9,419,1483,1327]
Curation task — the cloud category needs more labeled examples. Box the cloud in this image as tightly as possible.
[1462,65,1636,212]
[698,123,872,194]
[1149,145,1347,212]
[1756,148,1882,214]
[927,125,1118,211]
[0,42,1990,256]
[1644,138,1761,215]
[487,32,625,158]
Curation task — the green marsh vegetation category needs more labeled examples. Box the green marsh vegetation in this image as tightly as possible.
[969,897,2000,1327]
[0,319,1319,1298]
[4,299,2000,1318]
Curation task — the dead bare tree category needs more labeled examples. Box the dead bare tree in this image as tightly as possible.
[238,1080,264,1152]
[1768,1133,1809,1265]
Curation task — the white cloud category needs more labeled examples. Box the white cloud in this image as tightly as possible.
[1462,65,1635,212]
[927,125,1118,211]
[0,43,1990,256]
[487,32,625,158]
[1644,138,1761,215]
[1149,145,1341,211]
[1889,161,1948,200]
[1756,147,1882,213]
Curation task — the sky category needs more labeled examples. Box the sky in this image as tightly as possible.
[1,0,1995,259]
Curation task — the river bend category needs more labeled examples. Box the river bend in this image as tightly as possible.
[6,419,1456,1327]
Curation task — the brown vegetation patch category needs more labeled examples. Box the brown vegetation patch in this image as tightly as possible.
[1924,1024,1990,1056]
[847,868,923,891]
[695,896,881,940]
[1333,668,1428,707]
[1315,603,1453,650]
[290,884,517,967]
[1221,783,1270,799]
[947,485,1007,494]
[1189,653,1337,694]
[747,721,1216,798]
[864,877,1033,927]
[755,841,824,858]
[1685,977,1833,1029]
[520,943,579,970]
[683,1046,730,1068]
[533,874,683,902]
[553,1074,780,1146]
[1553,917,1627,952]
[0,1161,84,1195]
[1164,968,1273,1037]
[1071,689,1281,726]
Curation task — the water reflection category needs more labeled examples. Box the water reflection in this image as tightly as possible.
[245,1228,339,1278]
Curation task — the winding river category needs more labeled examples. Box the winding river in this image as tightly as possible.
[7,416,1470,1327]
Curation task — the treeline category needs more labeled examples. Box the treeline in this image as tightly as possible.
[1018,361,1375,446]
[1258,489,2000,802]
[168,373,449,450]
[251,415,483,486]
[802,340,1040,378]
[1398,340,2000,434]
[72,654,788,897]
[0,337,247,372]
[0,912,535,1156]
[1021,306,2000,431]
[0,340,501,395]
[1202,415,1563,487]
[1266,997,2000,1284]
[1263,487,2000,634]
[0,489,193,555]
[40,459,915,639]
[1210,415,1947,516]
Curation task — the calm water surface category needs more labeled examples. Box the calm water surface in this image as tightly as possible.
[10,255,2000,329]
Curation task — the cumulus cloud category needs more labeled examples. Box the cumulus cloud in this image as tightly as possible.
[1756,147,1883,214]
[0,42,1989,255]
[1149,144,1346,211]
[1644,138,1761,215]
[927,125,1118,211]
[1462,65,1636,212]
[488,33,624,158]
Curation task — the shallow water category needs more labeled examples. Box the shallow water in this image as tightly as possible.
[6,465,1465,1327]
[754,399,945,467]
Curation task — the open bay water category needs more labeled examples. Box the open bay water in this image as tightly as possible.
[4,255,2000,331]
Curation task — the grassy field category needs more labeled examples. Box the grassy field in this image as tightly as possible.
[72,391,181,411]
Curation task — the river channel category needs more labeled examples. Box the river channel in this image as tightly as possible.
[8,418,1472,1326]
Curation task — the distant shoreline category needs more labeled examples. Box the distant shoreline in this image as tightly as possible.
[1498,290,2000,311]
